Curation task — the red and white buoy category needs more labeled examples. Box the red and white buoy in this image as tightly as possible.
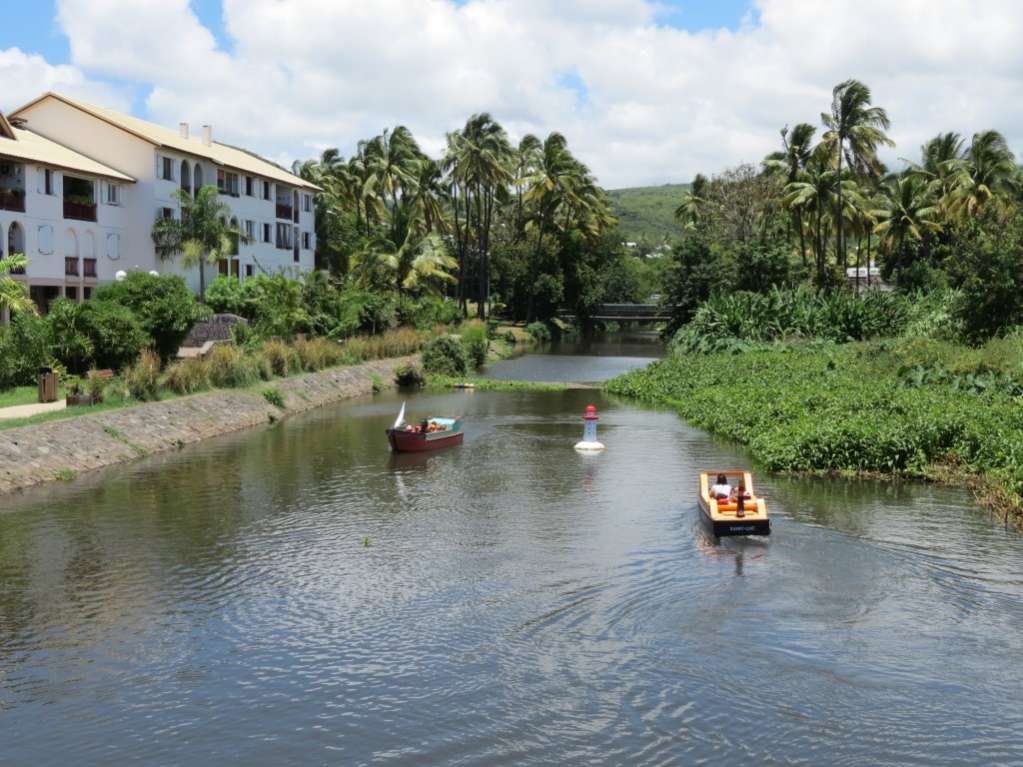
[574,404,605,452]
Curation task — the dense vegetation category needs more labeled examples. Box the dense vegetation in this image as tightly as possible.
[293,117,658,322]
[664,79,1023,343]
[607,338,1023,519]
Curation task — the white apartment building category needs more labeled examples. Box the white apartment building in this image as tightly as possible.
[0,110,135,321]
[4,92,319,309]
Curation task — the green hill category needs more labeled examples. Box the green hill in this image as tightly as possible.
[606,183,689,245]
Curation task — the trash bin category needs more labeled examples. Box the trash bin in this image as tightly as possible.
[38,366,59,403]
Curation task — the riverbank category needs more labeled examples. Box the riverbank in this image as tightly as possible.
[0,356,414,496]
[605,341,1023,525]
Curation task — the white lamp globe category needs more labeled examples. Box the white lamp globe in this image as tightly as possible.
[149,270,159,277]
[115,270,127,282]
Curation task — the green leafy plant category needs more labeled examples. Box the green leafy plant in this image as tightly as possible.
[421,335,468,376]
[262,387,285,408]
[123,349,162,401]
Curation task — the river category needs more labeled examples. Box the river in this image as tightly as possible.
[1,337,1021,766]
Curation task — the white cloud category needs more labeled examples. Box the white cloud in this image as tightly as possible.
[12,1,1023,187]
[0,47,129,113]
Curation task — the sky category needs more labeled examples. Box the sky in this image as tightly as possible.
[2,0,1021,189]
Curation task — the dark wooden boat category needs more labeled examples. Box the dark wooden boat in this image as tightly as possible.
[386,416,464,453]
[698,470,771,537]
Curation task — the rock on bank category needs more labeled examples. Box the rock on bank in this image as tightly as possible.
[0,356,415,496]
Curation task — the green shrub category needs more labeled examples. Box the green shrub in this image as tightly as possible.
[461,322,489,369]
[124,349,161,401]
[395,295,460,330]
[83,301,151,371]
[45,298,94,373]
[394,364,425,388]
[503,330,517,345]
[93,273,204,359]
[486,320,500,339]
[332,287,396,337]
[526,322,551,343]
[164,358,210,395]
[421,335,468,376]
[205,276,246,315]
[0,313,50,389]
[262,387,285,408]
[205,344,259,388]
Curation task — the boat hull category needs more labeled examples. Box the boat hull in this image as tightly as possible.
[386,419,464,453]
[698,470,771,537]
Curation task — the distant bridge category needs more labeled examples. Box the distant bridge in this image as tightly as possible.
[561,303,672,322]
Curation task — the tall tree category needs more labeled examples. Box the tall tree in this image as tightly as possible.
[151,186,241,302]
[820,79,893,269]
[763,123,816,264]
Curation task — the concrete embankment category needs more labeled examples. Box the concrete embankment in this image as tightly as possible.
[0,356,415,496]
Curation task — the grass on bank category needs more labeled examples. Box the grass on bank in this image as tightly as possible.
[605,337,1023,522]
[0,385,66,409]
[0,328,432,432]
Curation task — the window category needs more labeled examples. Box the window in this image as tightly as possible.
[303,194,312,212]
[160,156,174,181]
[262,180,270,200]
[245,220,255,240]
[37,225,54,254]
[245,264,254,278]
[65,286,78,301]
[159,207,174,220]
[217,170,239,196]
[83,258,97,278]
[218,259,229,277]
[106,233,120,261]
[302,232,311,250]
[245,176,254,196]
[105,183,120,205]
[44,168,54,195]
[83,287,92,300]
[262,223,271,243]
[275,222,292,249]
[231,259,240,278]
[65,257,79,276]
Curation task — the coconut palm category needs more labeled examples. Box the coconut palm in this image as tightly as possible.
[764,123,817,263]
[873,175,942,268]
[0,253,33,316]
[947,130,1017,222]
[819,79,893,267]
[151,185,243,302]
[784,159,842,284]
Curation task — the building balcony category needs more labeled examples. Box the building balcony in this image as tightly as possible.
[64,199,97,222]
[276,203,294,220]
[0,188,25,212]
[65,257,79,276]
[83,258,97,278]
[275,237,292,250]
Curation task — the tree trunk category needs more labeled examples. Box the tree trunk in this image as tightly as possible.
[795,209,807,267]
[836,142,844,273]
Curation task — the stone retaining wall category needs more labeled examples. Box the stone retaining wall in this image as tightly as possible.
[0,356,415,496]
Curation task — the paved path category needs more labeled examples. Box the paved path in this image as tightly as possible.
[0,400,66,422]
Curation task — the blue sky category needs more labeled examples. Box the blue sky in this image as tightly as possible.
[2,1,1020,188]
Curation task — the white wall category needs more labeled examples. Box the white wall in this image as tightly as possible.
[17,98,317,294]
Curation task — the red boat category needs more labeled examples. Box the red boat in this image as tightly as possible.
[386,403,464,453]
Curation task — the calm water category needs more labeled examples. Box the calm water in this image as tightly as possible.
[2,344,1022,766]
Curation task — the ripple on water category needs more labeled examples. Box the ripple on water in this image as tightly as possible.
[1,386,1022,766]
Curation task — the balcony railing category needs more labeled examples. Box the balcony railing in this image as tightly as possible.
[65,257,79,276]
[83,258,97,278]
[9,263,25,275]
[275,235,293,250]
[0,189,25,212]
[276,203,293,220]
[63,199,97,222]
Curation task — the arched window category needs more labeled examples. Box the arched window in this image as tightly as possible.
[82,231,95,260]
[180,161,192,196]
[106,233,120,261]
[8,221,24,253]
[193,163,203,196]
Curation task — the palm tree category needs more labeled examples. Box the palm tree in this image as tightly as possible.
[674,173,708,231]
[873,175,942,270]
[763,123,816,264]
[0,253,33,316]
[784,158,841,284]
[513,135,542,239]
[151,185,242,302]
[819,79,893,268]
[444,114,514,319]
[948,130,1017,222]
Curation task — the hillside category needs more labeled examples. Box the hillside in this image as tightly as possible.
[605,183,689,245]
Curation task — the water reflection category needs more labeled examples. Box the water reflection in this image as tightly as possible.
[1,357,1021,766]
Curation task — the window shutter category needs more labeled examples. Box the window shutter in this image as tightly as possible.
[37,167,44,194]
[37,225,53,254]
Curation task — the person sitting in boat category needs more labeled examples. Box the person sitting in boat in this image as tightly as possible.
[710,474,731,500]
[420,418,430,433]
[733,479,749,517]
